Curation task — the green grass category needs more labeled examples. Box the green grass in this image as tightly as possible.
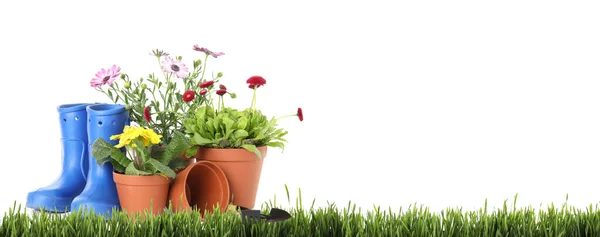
[4,190,600,236]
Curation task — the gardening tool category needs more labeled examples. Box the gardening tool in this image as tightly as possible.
[26,103,95,213]
[239,206,291,223]
[70,104,129,218]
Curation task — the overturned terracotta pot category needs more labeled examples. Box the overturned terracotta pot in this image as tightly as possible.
[197,146,267,209]
[168,161,230,215]
[113,172,172,217]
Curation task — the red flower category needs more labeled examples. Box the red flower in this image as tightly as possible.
[199,80,214,88]
[144,107,151,122]
[216,89,227,96]
[219,84,227,90]
[297,107,303,121]
[246,76,266,88]
[182,90,195,102]
[199,89,207,95]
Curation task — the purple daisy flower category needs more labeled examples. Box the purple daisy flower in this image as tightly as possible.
[193,44,225,58]
[161,56,189,78]
[90,65,121,88]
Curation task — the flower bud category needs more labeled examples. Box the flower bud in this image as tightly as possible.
[141,84,147,89]
[217,72,223,78]
[177,56,183,61]
[125,105,131,110]
[200,89,207,95]
[124,82,131,89]
[120,73,126,79]
[229,92,237,99]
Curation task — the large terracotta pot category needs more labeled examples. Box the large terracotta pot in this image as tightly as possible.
[197,146,267,209]
[168,161,230,215]
[113,172,172,217]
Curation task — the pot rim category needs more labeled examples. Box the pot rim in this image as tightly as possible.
[197,146,268,162]
[113,171,172,186]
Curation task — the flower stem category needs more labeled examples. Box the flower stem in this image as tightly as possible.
[218,96,222,111]
[221,95,225,110]
[250,87,257,111]
[200,54,209,81]
[276,114,296,120]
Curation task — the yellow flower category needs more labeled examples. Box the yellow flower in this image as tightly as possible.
[110,126,149,148]
[141,129,162,146]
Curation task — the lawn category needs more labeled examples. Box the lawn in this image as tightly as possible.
[3,191,600,236]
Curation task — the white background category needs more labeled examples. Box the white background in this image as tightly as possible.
[1,0,600,216]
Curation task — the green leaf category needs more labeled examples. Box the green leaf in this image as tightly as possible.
[91,138,115,160]
[222,116,234,131]
[90,138,132,168]
[110,148,132,168]
[206,118,215,135]
[241,144,262,160]
[193,134,213,145]
[125,163,152,176]
[233,130,249,140]
[162,131,191,164]
[213,116,222,132]
[168,157,188,172]
[267,141,285,151]
[185,146,199,158]
[111,161,126,173]
[151,145,166,158]
[147,159,176,178]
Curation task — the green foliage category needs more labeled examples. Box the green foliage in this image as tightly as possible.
[4,193,600,236]
[183,106,288,159]
[91,131,191,178]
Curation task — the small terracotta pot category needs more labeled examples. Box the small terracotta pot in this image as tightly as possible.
[197,146,267,209]
[113,172,172,217]
[168,161,230,215]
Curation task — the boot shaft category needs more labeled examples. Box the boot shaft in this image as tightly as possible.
[58,103,91,142]
[57,103,95,181]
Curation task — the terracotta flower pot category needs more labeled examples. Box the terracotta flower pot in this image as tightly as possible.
[168,161,230,215]
[113,172,172,217]
[197,146,267,209]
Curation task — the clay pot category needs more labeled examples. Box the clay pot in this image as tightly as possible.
[113,172,172,217]
[168,161,230,215]
[197,146,267,209]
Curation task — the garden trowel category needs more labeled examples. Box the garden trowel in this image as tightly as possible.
[239,206,291,223]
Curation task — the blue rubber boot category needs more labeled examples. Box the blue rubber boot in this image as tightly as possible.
[70,104,129,218]
[26,103,94,213]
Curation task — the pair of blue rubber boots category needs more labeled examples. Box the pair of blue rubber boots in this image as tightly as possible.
[26,103,130,217]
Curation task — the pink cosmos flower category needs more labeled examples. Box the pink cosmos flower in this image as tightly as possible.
[90,65,121,88]
[161,56,189,79]
[193,45,225,58]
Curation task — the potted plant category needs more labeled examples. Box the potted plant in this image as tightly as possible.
[182,75,303,209]
[90,45,231,163]
[90,125,192,217]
